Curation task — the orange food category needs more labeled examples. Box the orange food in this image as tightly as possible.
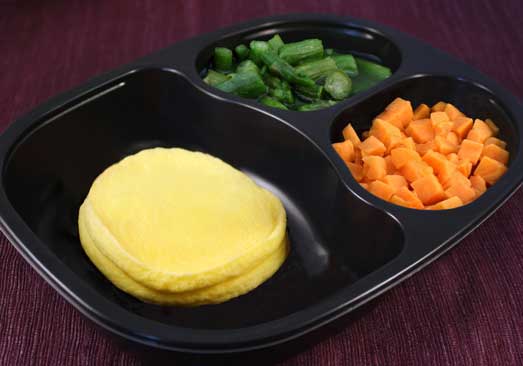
[413,103,430,120]
[333,100,509,210]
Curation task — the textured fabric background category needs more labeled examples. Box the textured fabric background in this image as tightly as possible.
[1,1,522,365]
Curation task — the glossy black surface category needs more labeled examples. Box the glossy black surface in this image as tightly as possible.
[0,14,522,353]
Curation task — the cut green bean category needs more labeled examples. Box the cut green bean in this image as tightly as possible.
[234,44,250,61]
[214,47,233,72]
[268,34,284,52]
[324,71,351,100]
[295,57,338,80]
[203,70,230,86]
[249,40,271,65]
[278,39,324,65]
[269,87,294,104]
[263,74,283,89]
[296,83,323,99]
[215,71,267,98]
[236,60,259,74]
[260,51,315,87]
[260,65,268,76]
[297,100,338,111]
[355,57,391,80]
[260,96,288,110]
[332,54,358,77]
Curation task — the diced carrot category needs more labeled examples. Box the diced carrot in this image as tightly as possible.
[481,144,509,165]
[457,160,472,178]
[442,171,471,190]
[346,162,364,182]
[437,161,457,187]
[434,135,458,154]
[445,179,476,204]
[382,174,408,190]
[384,155,396,174]
[484,137,507,149]
[434,121,454,137]
[396,137,416,150]
[390,147,422,169]
[431,101,447,112]
[416,141,436,156]
[406,118,435,143]
[447,153,459,164]
[474,156,508,185]
[431,111,450,126]
[394,186,424,209]
[360,136,386,157]
[375,97,414,129]
[368,180,396,201]
[444,103,464,120]
[332,140,354,162]
[467,119,493,143]
[422,150,450,175]
[413,103,430,120]
[470,175,487,196]
[427,196,463,210]
[457,139,483,165]
[401,160,433,183]
[369,118,403,151]
[446,131,460,145]
[485,118,499,136]
[342,123,361,146]
[363,156,387,180]
[411,174,447,205]
[452,116,474,139]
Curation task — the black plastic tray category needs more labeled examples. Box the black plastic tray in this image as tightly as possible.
[0,14,522,354]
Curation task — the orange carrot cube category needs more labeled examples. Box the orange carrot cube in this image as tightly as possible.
[375,97,414,129]
[406,118,435,143]
[411,174,447,205]
[452,116,473,139]
[360,135,386,157]
[401,160,434,183]
[467,119,493,143]
[390,147,422,169]
[431,111,450,126]
[457,139,483,165]
[332,140,355,162]
[474,156,508,185]
[363,156,387,180]
[369,118,403,150]
[413,103,430,120]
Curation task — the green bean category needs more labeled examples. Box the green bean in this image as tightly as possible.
[268,34,284,52]
[236,60,259,74]
[355,57,391,80]
[295,57,338,80]
[203,70,230,86]
[295,83,323,99]
[332,54,358,77]
[214,47,233,72]
[278,39,324,65]
[249,40,271,65]
[260,96,288,110]
[234,44,250,61]
[260,52,315,87]
[324,71,351,100]
[215,71,267,98]
[269,87,294,104]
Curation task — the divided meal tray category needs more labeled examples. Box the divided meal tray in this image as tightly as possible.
[0,14,522,354]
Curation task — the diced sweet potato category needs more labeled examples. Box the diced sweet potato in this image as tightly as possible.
[431,101,447,112]
[427,196,463,210]
[382,174,408,190]
[389,194,411,208]
[470,175,487,196]
[434,121,454,137]
[413,103,430,120]
[394,186,424,209]
[434,135,458,154]
[384,155,396,174]
[446,131,460,145]
[444,103,464,120]
[360,135,386,157]
[363,156,387,180]
[437,161,457,187]
[431,111,450,126]
[411,174,447,205]
[481,144,509,165]
[457,160,472,178]
[458,139,483,165]
[406,119,435,143]
[332,140,354,162]
[376,97,413,129]
[369,118,403,151]
[346,162,364,182]
[474,156,508,185]
[442,171,471,190]
[422,150,450,175]
[342,123,361,146]
[401,160,434,183]
[368,180,396,201]
[485,118,499,136]
[390,147,422,169]
[484,137,507,149]
[467,119,493,143]
[447,153,459,164]
[452,116,473,139]
[396,137,416,150]
[416,141,436,156]
[445,179,476,204]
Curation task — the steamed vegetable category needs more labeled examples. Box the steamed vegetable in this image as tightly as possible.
[202,34,393,111]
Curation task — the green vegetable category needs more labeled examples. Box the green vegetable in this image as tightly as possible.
[324,71,352,100]
[214,47,233,72]
[355,57,391,80]
[236,60,259,74]
[235,44,250,61]
[296,83,323,99]
[249,40,271,65]
[269,87,294,104]
[297,100,338,111]
[268,34,284,52]
[260,96,288,110]
[295,57,338,80]
[203,70,230,86]
[332,54,358,77]
[350,74,379,95]
[260,65,268,76]
[325,48,335,56]
[260,52,315,87]
[278,39,324,65]
[215,71,267,98]
[263,74,283,89]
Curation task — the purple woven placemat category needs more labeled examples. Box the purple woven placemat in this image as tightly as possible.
[1,1,522,365]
